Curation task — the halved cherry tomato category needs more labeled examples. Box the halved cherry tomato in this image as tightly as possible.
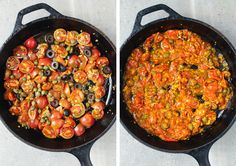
[6,56,20,70]
[20,100,30,112]
[12,70,23,79]
[30,68,40,78]
[84,63,95,72]
[53,83,65,92]
[51,119,64,129]
[17,112,29,124]
[54,56,67,66]
[70,89,84,105]
[13,45,27,59]
[96,57,109,69]
[78,55,88,70]
[92,101,105,110]
[77,32,91,46]
[92,109,104,120]
[73,70,87,84]
[38,58,52,66]
[27,49,37,61]
[28,108,38,120]
[59,126,74,139]
[42,125,57,139]
[35,96,48,109]
[68,55,79,67]
[70,104,86,118]
[19,60,35,73]
[59,99,71,109]
[94,86,106,99]
[42,82,52,91]
[80,112,95,128]
[65,31,78,46]
[34,75,47,84]
[89,48,101,62]
[64,83,71,97]
[64,117,76,128]
[49,72,59,81]
[9,106,21,115]
[36,43,48,58]
[54,28,67,42]
[74,123,85,136]
[4,90,16,101]
[21,80,36,94]
[24,37,37,49]
[28,118,39,129]
[96,74,105,86]
[51,45,68,58]
[4,79,19,89]
[87,69,99,82]
[50,110,63,120]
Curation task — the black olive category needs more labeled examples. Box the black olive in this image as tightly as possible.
[75,83,82,89]
[46,49,54,58]
[196,95,205,103]
[87,80,95,86]
[190,64,198,70]
[58,64,66,72]
[102,66,112,75]
[64,109,70,116]
[61,74,68,80]
[50,99,59,108]
[44,34,54,44]
[87,92,95,101]
[166,85,171,91]
[72,47,80,55]
[182,63,187,67]
[43,69,51,76]
[51,61,59,70]
[86,107,93,112]
[67,74,74,81]
[83,47,92,57]
[192,109,196,113]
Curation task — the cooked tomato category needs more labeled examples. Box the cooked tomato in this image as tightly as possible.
[19,60,35,73]
[51,119,64,129]
[65,31,78,46]
[94,86,106,99]
[35,96,48,109]
[42,126,57,139]
[50,110,63,120]
[70,104,85,118]
[59,126,74,139]
[27,49,37,61]
[64,83,71,97]
[64,117,76,128]
[42,82,52,91]
[13,45,27,59]
[34,75,47,84]
[96,57,109,69]
[36,43,48,58]
[4,90,16,101]
[24,37,37,49]
[9,106,21,115]
[4,79,19,89]
[68,55,79,67]
[92,109,104,120]
[90,48,101,62]
[51,45,68,58]
[78,55,88,70]
[74,123,85,136]
[28,118,39,129]
[70,89,84,105]
[96,74,105,86]
[59,99,71,109]
[12,70,23,79]
[54,28,67,42]
[73,70,87,84]
[4,69,11,80]
[38,58,52,66]
[21,80,36,94]
[6,56,20,70]
[92,101,105,110]
[30,68,40,78]
[77,32,91,45]
[80,113,95,128]
[28,109,38,120]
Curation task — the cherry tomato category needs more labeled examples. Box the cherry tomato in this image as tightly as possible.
[78,55,88,70]
[12,70,23,79]
[30,68,40,78]
[51,45,68,58]
[4,90,16,101]
[13,45,27,59]
[59,126,74,139]
[42,125,57,139]
[96,57,109,69]
[9,106,21,115]
[19,60,35,73]
[64,83,71,97]
[92,101,105,110]
[28,108,38,120]
[70,104,86,118]
[68,55,79,67]
[34,75,47,84]
[77,32,91,46]
[6,56,20,70]
[50,110,63,120]
[42,82,52,91]
[54,28,67,42]
[96,74,105,86]
[28,118,39,129]
[64,117,76,128]
[80,113,95,128]
[89,48,101,62]
[54,56,67,67]
[92,109,104,120]
[53,83,65,92]
[4,79,19,89]
[36,43,48,58]
[84,63,95,72]
[21,80,36,94]
[65,31,78,46]
[94,86,106,99]
[24,37,37,49]
[49,72,59,81]
[20,100,30,112]
[38,58,52,66]
[70,89,84,105]
[35,96,48,109]
[27,49,37,61]
[59,99,71,109]
[87,69,99,82]
[17,112,29,124]
[74,124,85,136]
[51,119,64,129]
[73,70,87,84]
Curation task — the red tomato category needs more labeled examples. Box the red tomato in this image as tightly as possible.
[24,37,37,49]
[4,79,19,89]
[38,58,52,66]
[84,63,95,72]
[28,109,38,120]
[78,55,88,70]
[42,125,57,139]
[70,89,84,105]
[6,56,20,70]
[50,110,63,120]
[96,57,109,69]
[49,72,59,81]
[77,32,91,45]
[96,74,105,86]
[35,96,48,109]
[65,31,78,46]
[92,101,105,110]
[80,113,95,128]
[27,49,37,61]
[19,60,35,73]
[74,124,85,136]
[4,90,16,101]
[30,68,40,78]
[36,43,48,59]
[59,99,71,109]
[20,100,30,112]
[94,86,106,99]
[9,106,21,115]
[42,82,52,91]
[51,119,64,129]
[70,104,86,118]
[21,80,36,94]
[92,109,104,120]
[28,118,39,129]
[34,75,47,84]
[73,70,87,84]
[59,126,74,139]
[64,83,71,97]
[13,45,28,59]
[54,28,67,42]
[68,55,79,67]
[12,70,23,79]
[90,48,101,62]
[64,117,76,128]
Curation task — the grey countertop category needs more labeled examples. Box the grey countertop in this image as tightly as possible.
[120,0,236,166]
[0,0,116,166]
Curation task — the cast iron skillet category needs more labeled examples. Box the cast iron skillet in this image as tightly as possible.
[0,3,116,166]
[120,4,236,166]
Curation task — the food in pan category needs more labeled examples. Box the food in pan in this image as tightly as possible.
[123,29,232,141]
[4,28,112,139]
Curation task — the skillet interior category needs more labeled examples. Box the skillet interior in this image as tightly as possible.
[120,18,236,152]
[0,17,116,151]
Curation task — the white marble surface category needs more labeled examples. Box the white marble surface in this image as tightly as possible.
[120,0,236,166]
[0,0,116,166]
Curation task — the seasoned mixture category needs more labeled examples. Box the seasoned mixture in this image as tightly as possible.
[4,28,112,139]
[123,29,232,141]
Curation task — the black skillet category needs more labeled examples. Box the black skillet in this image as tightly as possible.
[120,4,236,166]
[0,3,116,166]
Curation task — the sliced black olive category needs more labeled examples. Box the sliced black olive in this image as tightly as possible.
[166,85,171,91]
[87,80,95,86]
[182,63,187,67]
[102,66,112,75]
[190,64,198,70]
[58,64,66,72]
[86,107,93,112]
[61,74,68,80]
[87,92,95,101]
[192,109,196,113]
[43,69,51,76]
[196,95,205,103]
[46,49,54,58]
[51,61,59,70]
[83,47,92,57]
[50,99,59,108]
[44,34,54,44]
[67,74,74,81]
[64,109,70,116]
[74,83,82,89]
[72,47,80,55]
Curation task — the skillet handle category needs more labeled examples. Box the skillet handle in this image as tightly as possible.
[69,142,94,166]
[187,143,213,166]
[13,3,63,33]
[132,4,182,34]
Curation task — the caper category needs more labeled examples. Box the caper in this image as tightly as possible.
[188,123,193,130]
[66,46,71,52]
[43,66,49,70]
[10,75,14,79]
[35,91,41,97]
[33,88,37,92]
[22,77,27,81]
[34,61,38,65]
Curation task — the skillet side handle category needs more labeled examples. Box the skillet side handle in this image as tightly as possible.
[132,4,182,35]
[187,143,213,166]
[69,142,94,166]
[13,3,63,33]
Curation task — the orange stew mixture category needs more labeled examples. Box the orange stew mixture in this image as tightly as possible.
[123,29,232,141]
[4,28,112,139]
